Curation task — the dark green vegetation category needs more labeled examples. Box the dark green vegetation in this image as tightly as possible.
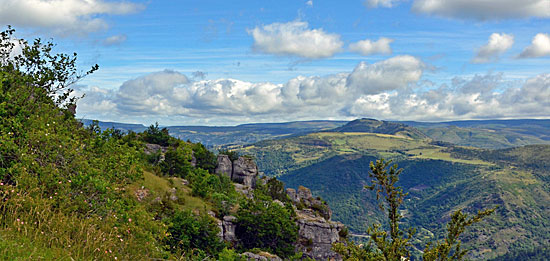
[236,120,550,259]
[333,159,495,261]
[0,28,302,260]
[82,119,347,147]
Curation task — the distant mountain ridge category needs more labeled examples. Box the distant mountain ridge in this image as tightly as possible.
[81,118,550,149]
[330,118,428,140]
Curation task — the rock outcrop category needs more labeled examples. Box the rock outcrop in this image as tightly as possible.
[215,155,259,188]
[222,215,237,243]
[288,186,344,260]
[232,156,258,188]
[296,211,344,260]
[215,154,233,178]
[240,252,282,261]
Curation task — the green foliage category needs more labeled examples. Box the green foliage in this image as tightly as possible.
[142,122,172,146]
[218,248,246,261]
[188,168,238,216]
[332,239,378,261]
[0,27,168,259]
[219,149,241,161]
[263,177,291,203]
[166,210,225,256]
[365,159,416,260]
[235,194,299,258]
[192,142,217,173]
[161,144,193,177]
[333,159,495,260]
[423,208,496,261]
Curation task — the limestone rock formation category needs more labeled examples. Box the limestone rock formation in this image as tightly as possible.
[215,155,259,188]
[287,186,343,260]
[222,215,237,243]
[296,210,344,261]
[232,156,258,188]
[215,154,233,178]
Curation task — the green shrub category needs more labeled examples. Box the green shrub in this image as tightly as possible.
[166,210,225,256]
[235,196,298,258]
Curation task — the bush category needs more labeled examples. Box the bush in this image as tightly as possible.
[166,210,225,256]
[142,123,171,146]
[235,196,298,258]
[160,145,193,177]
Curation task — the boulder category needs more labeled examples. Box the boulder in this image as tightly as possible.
[215,154,233,179]
[232,156,258,188]
[222,215,237,243]
[286,188,298,202]
[296,210,344,261]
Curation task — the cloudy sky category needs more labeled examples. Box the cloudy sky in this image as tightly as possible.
[3,0,550,125]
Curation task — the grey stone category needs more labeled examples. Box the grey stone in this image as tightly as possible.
[222,215,237,243]
[232,156,258,188]
[215,154,232,178]
[240,252,282,261]
[296,210,344,261]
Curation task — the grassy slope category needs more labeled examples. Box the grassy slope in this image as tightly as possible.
[239,131,550,259]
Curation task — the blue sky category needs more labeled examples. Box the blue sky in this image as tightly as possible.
[2,0,550,125]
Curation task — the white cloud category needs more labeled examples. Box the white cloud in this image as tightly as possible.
[472,33,514,64]
[77,61,550,124]
[519,33,550,58]
[365,0,401,8]
[248,21,343,59]
[0,0,144,35]
[306,0,313,7]
[412,0,550,20]
[77,56,425,123]
[103,34,127,46]
[346,55,424,94]
[349,37,394,56]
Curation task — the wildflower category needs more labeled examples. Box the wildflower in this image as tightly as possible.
[0,183,3,186]
[120,238,123,242]
[58,181,62,184]
[128,218,132,222]
[68,180,71,183]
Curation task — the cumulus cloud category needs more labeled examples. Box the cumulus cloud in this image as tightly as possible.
[349,37,394,56]
[248,21,343,59]
[472,33,514,63]
[103,34,127,46]
[306,0,313,7]
[412,0,550,20]
[0,0,144,35]
[365,0,401,8]
[518,33,550,58]
[346,55,424,94]
[77,59,550,124]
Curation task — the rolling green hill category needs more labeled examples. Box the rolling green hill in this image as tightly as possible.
[402,119,550,149]
[236,124,550,259]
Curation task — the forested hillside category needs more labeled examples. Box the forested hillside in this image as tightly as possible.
[237,123,550,259]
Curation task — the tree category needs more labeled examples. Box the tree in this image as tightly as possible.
[1,25,98,107]
[365,159,415,260]
[423,208,495,261]
[333,158,496,260]
[235,192,298,258]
